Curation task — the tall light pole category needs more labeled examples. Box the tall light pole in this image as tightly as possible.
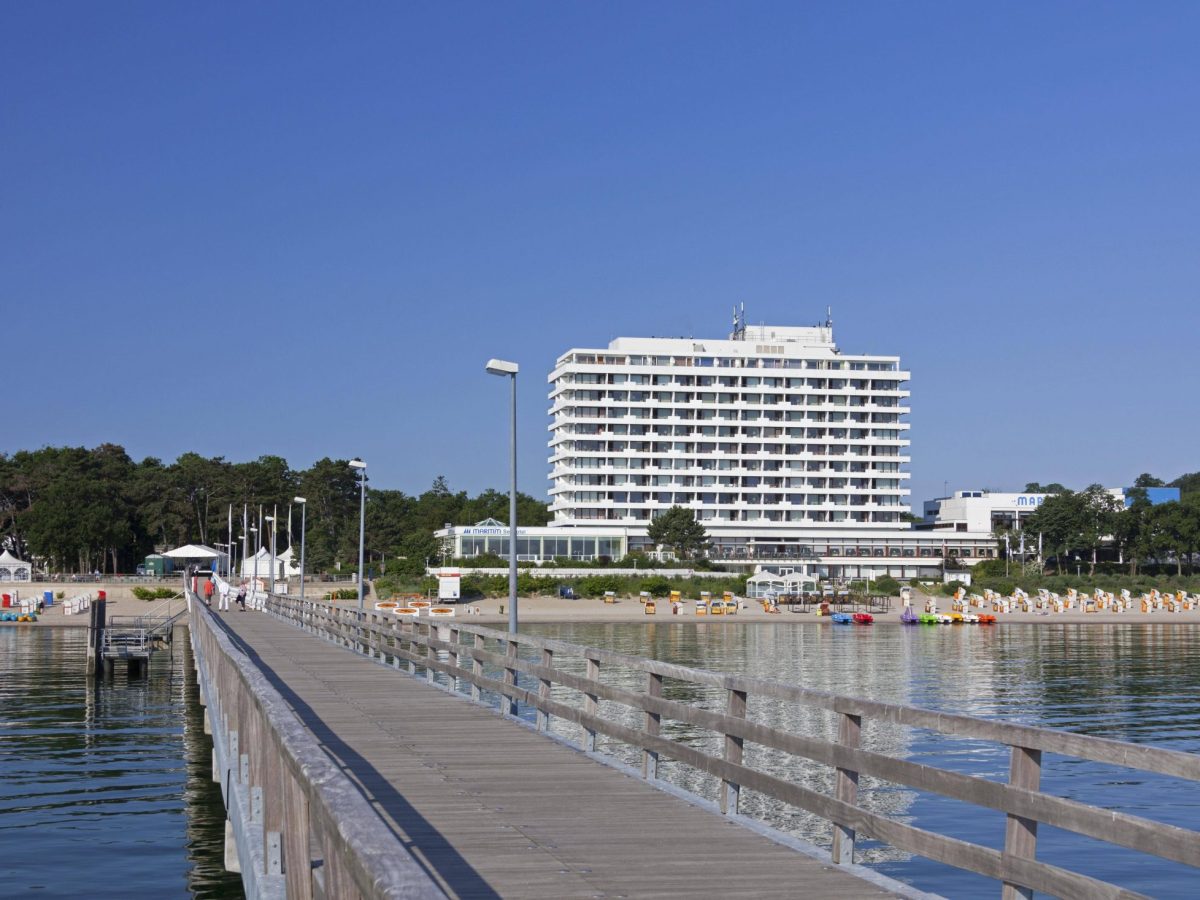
[349,459,367,611]
[294,496,307,600]
[249,525,258,601]
[486,358,519,633]
[265,511,277,596]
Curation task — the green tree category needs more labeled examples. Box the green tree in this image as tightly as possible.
[1024,482,1069,494]
[646,506,708,559]
[1170,471,1200,498]
[1024,490,1081,574]
[1077,484,1122,576]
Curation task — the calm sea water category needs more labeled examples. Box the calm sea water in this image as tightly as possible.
[0,628,243,899]
[517,621,1200,899]
[3,623,1197,898]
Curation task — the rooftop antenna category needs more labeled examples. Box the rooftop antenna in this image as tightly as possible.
[731,302,747,340]
[825,305,833,329]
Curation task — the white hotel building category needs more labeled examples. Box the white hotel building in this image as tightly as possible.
[439,318,998,579]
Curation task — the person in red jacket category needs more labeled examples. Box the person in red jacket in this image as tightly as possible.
[203,578,215,607]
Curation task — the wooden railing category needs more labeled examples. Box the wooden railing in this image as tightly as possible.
[189,595,444,900]
[268,595,1200,900]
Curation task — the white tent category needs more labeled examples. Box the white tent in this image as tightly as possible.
[745,570,817,599]
[745,571,787,599]
[0,549,32,582]
[164,543,229,575]
[164,544,225,561]
[277,546,302,578]
[240,548,287,580]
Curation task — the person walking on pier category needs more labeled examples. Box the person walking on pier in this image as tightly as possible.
[203,577,214,607]
[218,580,231,611]
[236,583,247,612]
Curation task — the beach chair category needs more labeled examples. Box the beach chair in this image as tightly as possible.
[644,599,656,615]
[603,591,617,605]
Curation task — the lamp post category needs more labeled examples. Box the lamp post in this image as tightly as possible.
[349,459,367,611]
[486,358,519,633]
[249,525,258,602]
[265,512,277,596]
[294,496,307,600]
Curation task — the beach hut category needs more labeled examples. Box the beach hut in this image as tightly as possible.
[0,549,32,582]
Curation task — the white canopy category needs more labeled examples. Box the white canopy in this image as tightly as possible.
[745,570,816,598]
[0,549,32,582]
[164,544,224,560]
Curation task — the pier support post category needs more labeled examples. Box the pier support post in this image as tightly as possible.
[584,657,600,753]
[642,671,662,780]
[504,639,519,717]
[721,688,747,814]
[831,711,862,864]
[1002,745,1042,900]
[471,634,484,702]
[86,593,106,677]
[537,648,553,732]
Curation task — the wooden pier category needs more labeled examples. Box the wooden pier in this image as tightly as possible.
[190,594,1200,899]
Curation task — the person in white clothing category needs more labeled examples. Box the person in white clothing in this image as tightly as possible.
[218,580,231,611]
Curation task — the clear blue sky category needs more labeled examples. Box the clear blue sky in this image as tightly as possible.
[5,3,1198,508]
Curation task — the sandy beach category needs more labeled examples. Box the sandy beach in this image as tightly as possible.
[7,581,1200,628]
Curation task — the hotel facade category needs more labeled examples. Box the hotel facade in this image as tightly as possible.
[438,318,998,580]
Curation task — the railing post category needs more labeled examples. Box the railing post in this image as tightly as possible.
[401,621,413,674]
[721,688,747,814]
[471,633,484,702]
[537,648,553,732]
[449,627,460,692]
[831,711,862,864]
[504,639,519,717]
[642,671,662,780]
[584,657,599,753]
[425,623,435,684]
[1002,745,1042,900]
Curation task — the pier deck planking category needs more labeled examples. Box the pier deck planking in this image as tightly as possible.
[217,609,899,899]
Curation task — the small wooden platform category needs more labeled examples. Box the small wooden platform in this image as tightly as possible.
[216,610,901,899]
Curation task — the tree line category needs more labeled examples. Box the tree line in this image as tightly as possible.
[0,445,549,575]
[1020,473,1200,575]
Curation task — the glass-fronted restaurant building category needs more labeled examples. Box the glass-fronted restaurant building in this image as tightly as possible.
[435,518,997,579]
[439,519,629,562]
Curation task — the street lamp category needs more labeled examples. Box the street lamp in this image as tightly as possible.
[486,358,519,634]
[294,496,307,600]
[265,512,277,596]
[349,459,367,611]
[248,525,259,603]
